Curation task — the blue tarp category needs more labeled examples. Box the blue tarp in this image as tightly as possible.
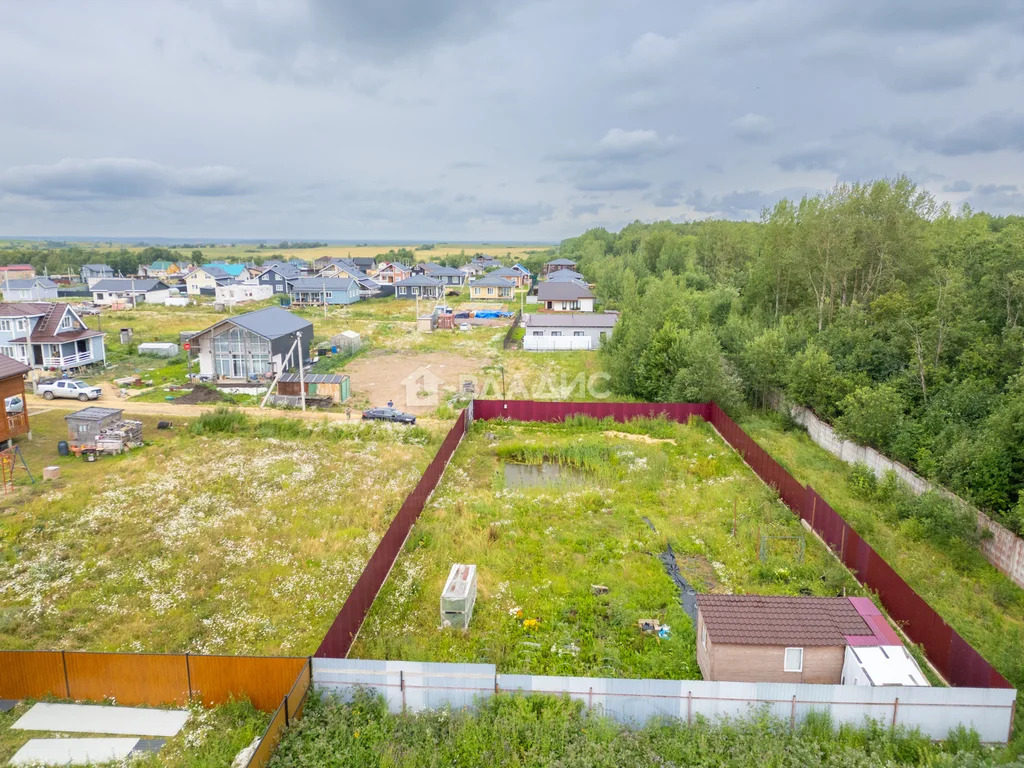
[473,310,513,319]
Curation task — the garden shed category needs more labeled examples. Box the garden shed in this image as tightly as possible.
[64,406,124,442]
[277,373,350,404]
[331,330,361,354]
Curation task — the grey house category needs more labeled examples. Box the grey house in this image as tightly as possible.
[256,264,303,294]
[80,264,115,284]
[2,278,59,302]
[188,306,313,379]
[411,263,466,286]
[394,274,445,299]
[523,312,618,350]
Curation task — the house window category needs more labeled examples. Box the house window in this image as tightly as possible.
[60,314,74,329]
[569,301,580,310]
[784,648,803,672]
[487,288,494,295]
[573,331,584,337]
[15,319,26,332]
[701,623,707,649]
[550,331,562,337]
[0,320,10,332]
[96,293,105,300]
[532,331,543,336]
[0,345,14,358]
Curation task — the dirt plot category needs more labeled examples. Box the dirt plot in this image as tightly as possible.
[345,350,492,412]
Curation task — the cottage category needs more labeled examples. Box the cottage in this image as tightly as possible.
[542,257,577,276]
[536,280,595,311]
[290,277,361,305]
[188,306,312,380]
[470,255,501,270]
[411,263,466,287]
[488,267,530,289]
[523,312,618,350]
[458,262,487,279]
[695,595,924,686]
[0,354,31,445]
[90,278,171,305]
[0,265,36,281]
[140,260,174,278]
[394,274,445,300]
[0,303,106,370]
[546,268,585,283]
[278,372,350,404]
[316,259,365,281]
[185,266,236,295]
[376,262,412,285]
[469,275,515,300]
[80,264,115,285]
[255,263,303,294]
[2,278,59,302]
[350,257,377,273]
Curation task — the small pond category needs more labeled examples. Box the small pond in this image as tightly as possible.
[503,461,589,488]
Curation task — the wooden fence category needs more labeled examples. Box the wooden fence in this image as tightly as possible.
[0,651,308,712]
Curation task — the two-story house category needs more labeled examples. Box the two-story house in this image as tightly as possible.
[411,263,466,287]
[255,263,303,294]
[80,264,115,285]
[0,303,106,370]
[375,262,411,285]
[185,266,236,295]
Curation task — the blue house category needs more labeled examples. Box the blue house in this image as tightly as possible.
[0,302,106,370]
[80,264,114,283]
[289,277,361,305]
[256,264,303,294]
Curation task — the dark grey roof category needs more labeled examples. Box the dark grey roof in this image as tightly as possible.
[419,263,463,276]
[489,267,521,278]
[290,277,357,291]
[279,373,348,383]
[64,406,123,421]
[546,257,577,266]
[261,263,304,278]
[3,278,57,289]
[381,262,412,271]
[546,268,584,282]
[395,275,444,287]
[0,353,31,379]
[90,278,167,292]
[471,275,515,288]
[82,264,114,271]
[537,281,594,300]
[525,312,618,328]
[225,306,313,340]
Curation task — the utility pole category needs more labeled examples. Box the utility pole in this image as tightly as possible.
[322,277,327,319]
[296,330,306,412]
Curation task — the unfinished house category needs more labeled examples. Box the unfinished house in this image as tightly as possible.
[189,306,312,380]
[0,353,30,446]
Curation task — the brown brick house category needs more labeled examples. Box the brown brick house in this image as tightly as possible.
[695,595,902,684]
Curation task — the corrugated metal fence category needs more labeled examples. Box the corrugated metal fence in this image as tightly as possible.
[469,400,1012,692]
[313,658,1017,743]
[315,409,469,658]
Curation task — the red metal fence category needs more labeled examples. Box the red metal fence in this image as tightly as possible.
[469,400,1012,691]
[315,410,468,658]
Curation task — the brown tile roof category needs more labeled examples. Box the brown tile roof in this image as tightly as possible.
[0,353,31,380]
[696,595,871,646]
[0,302,49,317]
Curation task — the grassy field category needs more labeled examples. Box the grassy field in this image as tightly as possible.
[0,240,554,265]
[0,697,267,768]
[742,413,1024,696]
[270,689,1009,768]
[0,409,441,655]
[350,416,859,678]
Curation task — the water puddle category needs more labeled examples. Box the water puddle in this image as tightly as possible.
[503,461,589,488]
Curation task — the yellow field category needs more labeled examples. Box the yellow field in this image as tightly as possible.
[1,240,554,264]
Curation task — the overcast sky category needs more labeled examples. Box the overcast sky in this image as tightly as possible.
[1,0,1023,241]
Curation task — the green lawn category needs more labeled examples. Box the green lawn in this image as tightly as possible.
[350,415,859,678]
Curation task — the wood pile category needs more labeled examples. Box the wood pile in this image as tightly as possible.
[95,420,144,454]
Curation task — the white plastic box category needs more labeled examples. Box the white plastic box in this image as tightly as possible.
[440,564,477,630]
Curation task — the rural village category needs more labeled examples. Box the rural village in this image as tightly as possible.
[3,2,1024,766]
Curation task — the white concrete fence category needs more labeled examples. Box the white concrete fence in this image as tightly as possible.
[523,337,593,351]
[313,658,1016,743]
[780,400,1024,590]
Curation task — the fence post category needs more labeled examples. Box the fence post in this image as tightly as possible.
[687,691,692,726]
[61,651,70,699]
[811,495,816,530]
[1009,699,1017,745]
[588,686,593,711]
[284,695,290,729]
[790,695,796,729]
[840,525,847,557]
[185,653,193,703]
[400,670,406,714]
[891,697,899,729]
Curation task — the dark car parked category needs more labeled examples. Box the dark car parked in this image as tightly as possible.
[362,407,416,424]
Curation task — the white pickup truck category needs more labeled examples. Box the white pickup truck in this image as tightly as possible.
[37,378,103,401]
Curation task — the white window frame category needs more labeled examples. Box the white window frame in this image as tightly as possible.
[0,345,14,358]
[0,319,11,332]
[701,623,707,649]
[784,647,803,672]
[573,331,584,337]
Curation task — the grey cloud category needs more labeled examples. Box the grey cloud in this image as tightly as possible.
[976,183,1019,195]
[574,178,651,193]
[570,202,604,217]
[731,113,774,142]
[650,181,685,207]
[775,147,843,172]
[551,128,678,164]
[688,188,809,219]
[944,180,972,192]
[894,112,1024,155]
[1,158,249,201]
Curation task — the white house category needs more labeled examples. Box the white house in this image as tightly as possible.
[215,281,274,306]
[523,312,618,350]
[90,278,172,306]
[2,278,59,302]
[535,280,595,312]
[0,302,106,369]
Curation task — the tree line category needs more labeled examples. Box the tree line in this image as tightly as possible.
[561,177,1024,534]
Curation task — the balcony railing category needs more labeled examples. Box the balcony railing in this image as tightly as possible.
[42,351,96,368]
[5,411,28,436]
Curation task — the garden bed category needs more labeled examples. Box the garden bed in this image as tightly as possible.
[350,415,858,678]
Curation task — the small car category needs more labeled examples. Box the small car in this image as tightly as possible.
[459,322,471,331]
[362,407,416,424]
[37,378,103,401]
[3,395,23,414]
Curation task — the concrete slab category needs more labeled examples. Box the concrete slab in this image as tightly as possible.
[9,737,140,766]
[12,702,188,737]
[0,699,17,713]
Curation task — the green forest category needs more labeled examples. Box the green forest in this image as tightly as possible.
[561,177,1024,535]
